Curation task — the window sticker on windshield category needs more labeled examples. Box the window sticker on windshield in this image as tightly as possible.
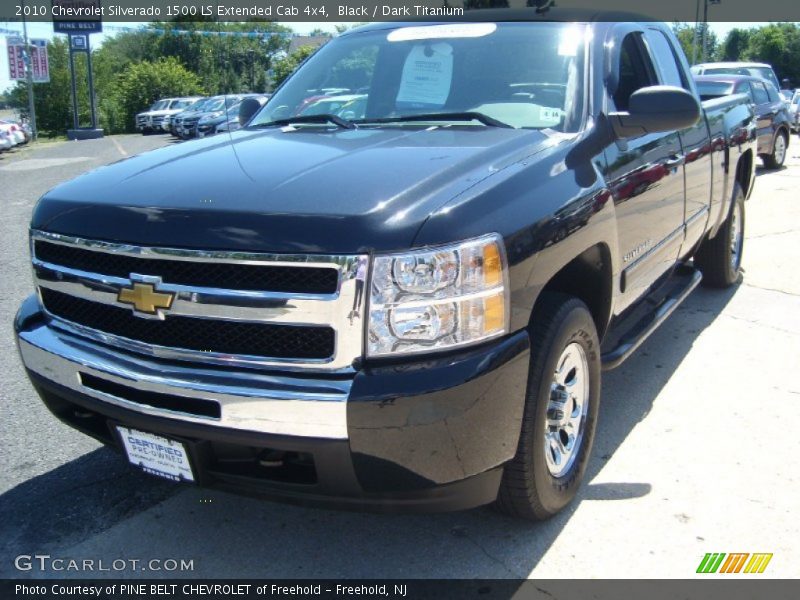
[539,107,563,125]
[387,23,496,42]
[396,43,454,107]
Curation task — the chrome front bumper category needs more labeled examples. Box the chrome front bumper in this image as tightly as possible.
[17,317,351,440]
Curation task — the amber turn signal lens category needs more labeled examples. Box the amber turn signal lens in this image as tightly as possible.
[483,292,505,333]
[483,242,502,288]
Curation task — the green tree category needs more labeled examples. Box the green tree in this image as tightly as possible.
[720,28,752,61]
[672,22,718,64]
[743,23,800,86]
[8,22,294,135]
[116,57,204,131]
[271,45,317,87]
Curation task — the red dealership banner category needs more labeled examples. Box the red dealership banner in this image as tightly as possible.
[6,36,25,81]
[31,39,50,83]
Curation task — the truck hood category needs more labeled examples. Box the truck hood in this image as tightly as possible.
[32,126,550,254]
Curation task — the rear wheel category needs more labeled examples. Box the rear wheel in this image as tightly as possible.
[495,294,601,521]
[762,131,787,169]
[694,183,745,288]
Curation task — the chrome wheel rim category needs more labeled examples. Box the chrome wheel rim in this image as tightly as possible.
[544,342,590,478]
[774,135,786,165]
[730,200,743,271]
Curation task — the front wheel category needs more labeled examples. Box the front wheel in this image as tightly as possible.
[495,294,601,521]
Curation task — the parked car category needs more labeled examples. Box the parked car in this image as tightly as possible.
[145,97,203,134]
[16,16,757,520]
[788,90,800,134]
[694,74,791,168]
[2,119,32,143]
[215,95,270,134]
[177,95,242,139]
[169,97,210,137]
[0,121,25,146]
[690,61,781,91]
[197,94,266,138]
[0,129,13,152]
[136,98,200,133]
[135,99,168,132]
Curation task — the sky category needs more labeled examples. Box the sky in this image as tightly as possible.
[0,21,776,94]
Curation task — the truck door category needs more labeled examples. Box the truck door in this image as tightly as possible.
[750,81,778,155]
[642,27,714,254]
[602,32,686,314]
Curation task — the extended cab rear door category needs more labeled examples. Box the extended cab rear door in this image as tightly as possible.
[642,27,714,255]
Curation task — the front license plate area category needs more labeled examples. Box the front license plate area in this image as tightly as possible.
[117,426,195,483]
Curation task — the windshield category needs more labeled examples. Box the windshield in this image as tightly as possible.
[186,98,209,111]
[251,22,586,131]
[150,100,168,110]
[695,81,735,100]
[173,99,194,109]
[750,67,780,89]
[204,96,241,113]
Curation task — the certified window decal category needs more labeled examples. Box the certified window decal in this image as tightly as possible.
[396,43,454,108]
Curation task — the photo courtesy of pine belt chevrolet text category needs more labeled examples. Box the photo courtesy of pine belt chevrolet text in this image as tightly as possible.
[14,11,760,520]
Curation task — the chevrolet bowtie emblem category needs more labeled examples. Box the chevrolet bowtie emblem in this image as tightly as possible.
[117,282,174,315]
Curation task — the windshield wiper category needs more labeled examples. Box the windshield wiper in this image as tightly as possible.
[253,114,356,130]
[356,112,512,128]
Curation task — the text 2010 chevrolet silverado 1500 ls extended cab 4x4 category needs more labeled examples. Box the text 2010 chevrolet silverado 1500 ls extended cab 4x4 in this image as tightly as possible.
[15,12,756,520]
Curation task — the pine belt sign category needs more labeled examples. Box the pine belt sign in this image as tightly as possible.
[52,0,103,34]
[6,37,49,82]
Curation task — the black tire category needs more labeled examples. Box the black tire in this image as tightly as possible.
[694,183,745,289]
[495,294,601,521]
[762,130,788,169]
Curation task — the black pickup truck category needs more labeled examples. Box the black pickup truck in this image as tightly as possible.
[15,12,757,520]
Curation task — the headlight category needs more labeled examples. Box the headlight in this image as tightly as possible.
[367,234,509,357]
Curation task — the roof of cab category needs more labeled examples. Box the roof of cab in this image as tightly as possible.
[340,8,656,36]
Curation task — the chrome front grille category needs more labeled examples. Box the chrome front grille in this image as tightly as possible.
[31,231,367,372]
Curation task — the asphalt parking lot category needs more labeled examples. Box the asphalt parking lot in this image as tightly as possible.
[1,133,798,579]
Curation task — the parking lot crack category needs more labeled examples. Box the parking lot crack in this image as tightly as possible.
[741,282,800,298]
[747,228,800,240]
[723,313,800,336]
[460,531,523,577]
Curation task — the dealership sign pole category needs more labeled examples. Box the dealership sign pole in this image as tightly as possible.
[52,0,103,140]
[20,0,38,141]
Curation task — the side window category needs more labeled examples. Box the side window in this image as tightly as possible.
[750,82,769,105]
[736,82,755,102]
[765,83,781,103]
[613,33,658,111]
[643,30,687,89]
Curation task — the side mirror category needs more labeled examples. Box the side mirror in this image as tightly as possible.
[238,97,262,126]
[609,85,701,138]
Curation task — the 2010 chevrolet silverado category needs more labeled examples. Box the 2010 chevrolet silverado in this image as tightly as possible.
[15,12,757,520]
